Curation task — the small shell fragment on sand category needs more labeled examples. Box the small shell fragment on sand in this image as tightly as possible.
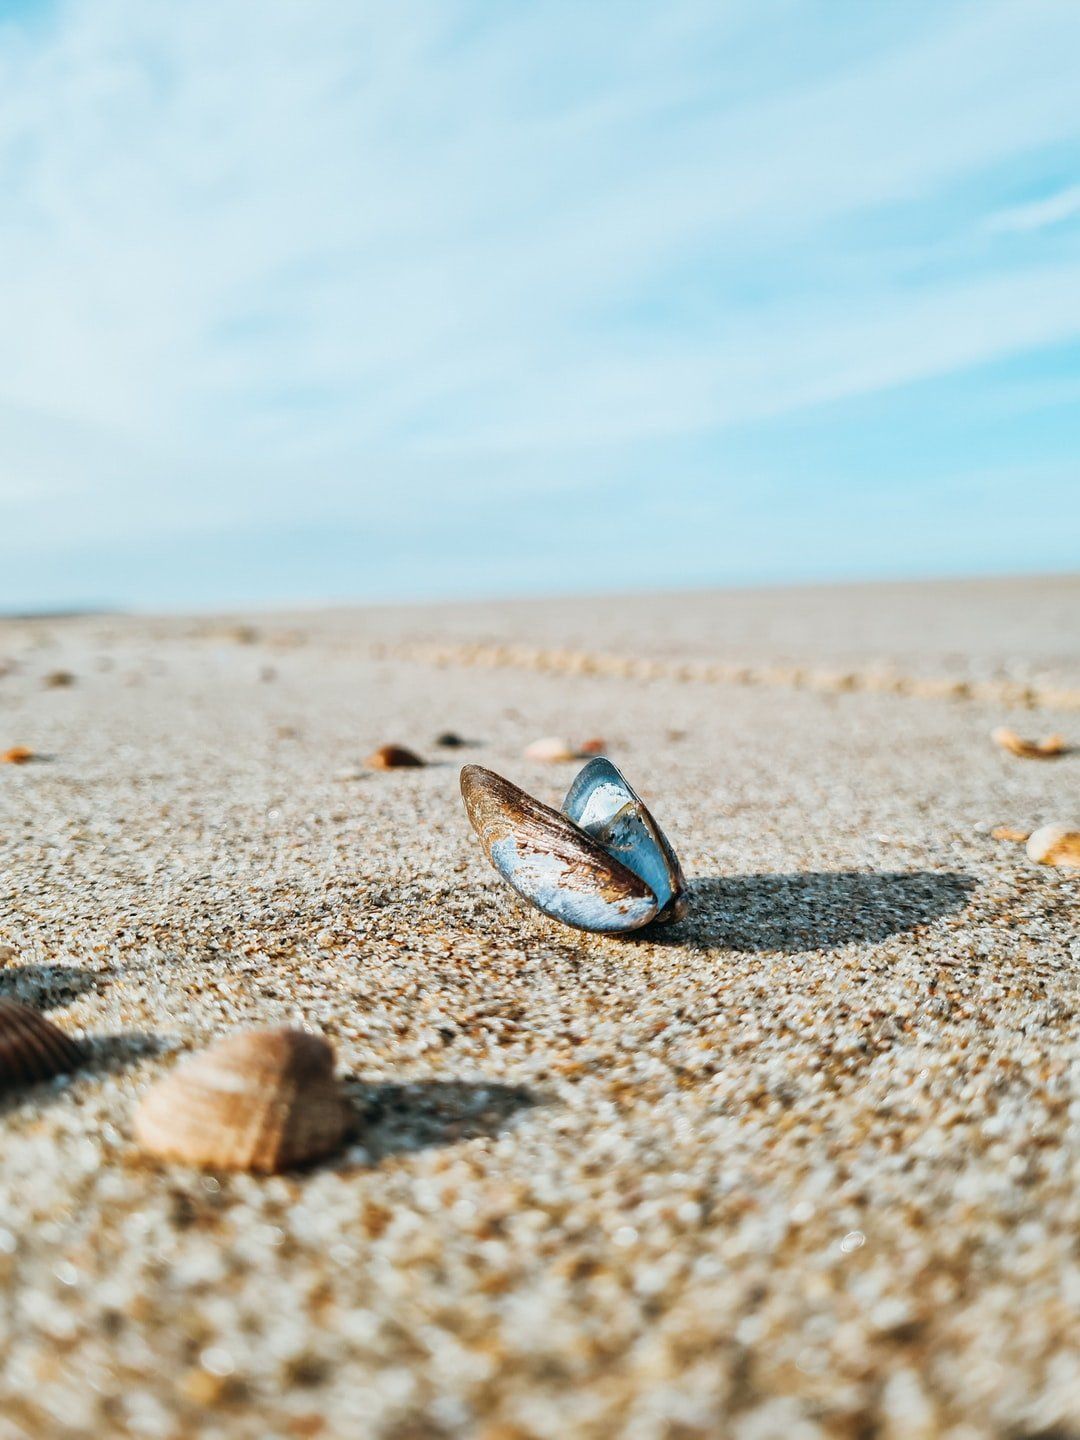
[991,825,1031,842]
[134,1027,350,1173]
[1,746,34,765]
[524,736,607,762]
[365,744,426,769]
[0,1000,86,1089]
[523,737,579,762]
[1026,824,1080,868]
[435,731,467,748]
[991,727,1068,759]
[43,670,76,688]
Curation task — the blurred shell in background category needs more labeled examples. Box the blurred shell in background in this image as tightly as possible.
[365,744,426,769]
[1027,824,1080,868]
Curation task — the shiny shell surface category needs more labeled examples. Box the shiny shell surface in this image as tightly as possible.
[134,1027,350,1173]
[0,999,86,1089]
[562,758,687,923]
[460,760,687,933]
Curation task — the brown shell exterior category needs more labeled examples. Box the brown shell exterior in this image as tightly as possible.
[460,765,654,909]
[0,999,86,1088]
[133,1027,350,1173]
[365,744,425,769]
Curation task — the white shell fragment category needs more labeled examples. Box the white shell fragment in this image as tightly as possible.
[1026,824,1080,868]
[523,736,579,762]
[460,758,687,933]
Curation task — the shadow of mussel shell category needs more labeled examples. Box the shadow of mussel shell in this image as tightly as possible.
[460,757,687,933]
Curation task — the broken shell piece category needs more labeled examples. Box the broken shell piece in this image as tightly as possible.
[1,746,34,765]
[365,744,425,769]
[43,670,76,688]
[461,757,687,933]
[1026,824,1080,868]
[435,731,467,748]
[523,736,579,762]
[991,825,1030,842]
[0,1000,86,1089]
[991,727,1067,759]
[134,1028,350,1173]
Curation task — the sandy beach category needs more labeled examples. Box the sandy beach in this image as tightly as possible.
[0,576,1077,1440]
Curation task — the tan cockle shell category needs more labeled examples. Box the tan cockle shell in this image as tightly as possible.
[134,1027,350,1173]
[0,999,86,1088]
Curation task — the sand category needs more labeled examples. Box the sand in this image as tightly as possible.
[0,577,1077,1440]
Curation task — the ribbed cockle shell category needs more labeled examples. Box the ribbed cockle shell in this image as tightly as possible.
[0,999,86,1088]
[461,757,687,933]
[134,1027,350,1173]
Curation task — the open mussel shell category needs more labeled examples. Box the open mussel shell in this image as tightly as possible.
[0,999,87,1089]
[460,758,687,933]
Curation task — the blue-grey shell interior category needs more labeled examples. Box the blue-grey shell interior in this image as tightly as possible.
[561,758,680,915]
[488,834,658,932]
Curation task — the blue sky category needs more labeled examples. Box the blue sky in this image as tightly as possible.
[0,0,1078,611]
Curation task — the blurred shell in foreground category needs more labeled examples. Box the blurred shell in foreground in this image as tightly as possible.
[1026,824,1080,868]
[0,1000,86,1089]
[134,1028,350,1173]
[461,757,686,934]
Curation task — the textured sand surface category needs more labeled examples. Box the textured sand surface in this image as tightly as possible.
[0,579,1077,1440]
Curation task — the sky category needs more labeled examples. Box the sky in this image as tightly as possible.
[0,0,1078,612]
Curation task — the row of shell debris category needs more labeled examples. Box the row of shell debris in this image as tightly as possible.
[363,736,608,769]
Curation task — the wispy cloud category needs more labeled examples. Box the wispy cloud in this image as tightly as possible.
[0,0,1078,606]
[986,183,1080,234]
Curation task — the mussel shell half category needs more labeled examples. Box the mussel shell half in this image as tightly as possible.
[460,765,660,932]
[561,758,687,923]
